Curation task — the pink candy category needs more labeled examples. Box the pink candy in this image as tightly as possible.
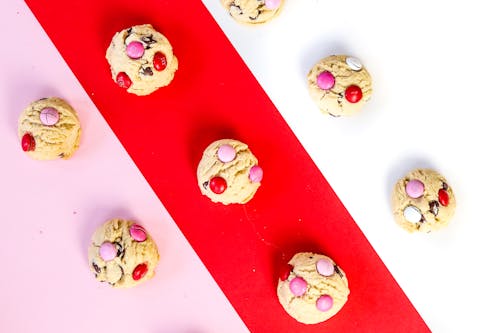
[99,242,117,261]
[217,144,236,163]
[406,179,425,198]
[129,224,147,242]
[39,107,59,126]
[264,0,281,10]
[316,258,334,277]
[249,165,263,183]
[126,41,145,59]
[317,71,335,90]
[316,295,333,312]
[289,277,307,296]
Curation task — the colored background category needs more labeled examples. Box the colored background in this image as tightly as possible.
[0,2,248,332]
[1,0,500,332]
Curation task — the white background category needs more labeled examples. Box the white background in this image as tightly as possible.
[203,0,500,331]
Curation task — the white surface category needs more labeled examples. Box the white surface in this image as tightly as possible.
[203,0,500,331]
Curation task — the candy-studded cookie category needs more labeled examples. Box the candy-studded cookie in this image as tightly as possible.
[277,252,349,324]
[221,0,284,25]
[106,24,178,96]
[307,55,372,117]
[197,139,263,205]
[392,169,456,233]
[18,97,81,160]
[88,219,160,288]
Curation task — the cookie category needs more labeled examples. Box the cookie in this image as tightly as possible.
[197,139,263,205]
[277,252,349,324]
[88,218,160,288]
[221,0,284,25]
[106,24,178,96]
[392,168,456,233]
[307,55,372,117]
[18,97,81,160]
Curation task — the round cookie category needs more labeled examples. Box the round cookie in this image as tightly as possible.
[307,55,372,117]
[18,97,81,160]
[88,218,160,288]
[197,139,263,205]
[221,0,285,25]
[392,168,456,233]
[277,252,349,324]
[106,24,178,96]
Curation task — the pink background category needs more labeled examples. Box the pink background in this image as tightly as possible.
[0,1,248,332]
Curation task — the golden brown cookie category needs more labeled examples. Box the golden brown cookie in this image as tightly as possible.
[106,24,178,96]
[307,55,372,117]
[18,97,81,160]
[221,0,285,25]
[88,218,160,288]
[392,169,456,233]
[277,252,349,324]
[197,139,263,205]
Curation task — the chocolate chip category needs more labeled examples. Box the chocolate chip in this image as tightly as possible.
[114,242,124,258]
[59,153,65,158]
[337,92,344,106]
[429,201,439,216]
[442,182,449,190]
[141,35,157,45]
[140,67,154,76]
[202,181,209,189]
[92,262,101,273]
[230,5,243,15]
[118,266,124,280]
[334,265,344,278]
[249,11,261,20]
[109,266,125,286]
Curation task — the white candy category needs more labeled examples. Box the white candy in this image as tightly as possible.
[403,206,422,223]
[346,57,363,71]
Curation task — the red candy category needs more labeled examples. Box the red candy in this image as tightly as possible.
[345,85,363,103]
[279,264,293,281]
[153,52,168,71]
[132,263,148,281]
[21,133,35,152]
[116,72,132,89]
[438,189,449,206]
[209,176,227,194]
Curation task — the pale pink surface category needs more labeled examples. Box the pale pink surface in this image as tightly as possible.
[0,2,248,333]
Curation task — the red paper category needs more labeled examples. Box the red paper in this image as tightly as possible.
[25,0,429,331]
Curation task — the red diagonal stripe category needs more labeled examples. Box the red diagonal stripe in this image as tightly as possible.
[25,0,429,331]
